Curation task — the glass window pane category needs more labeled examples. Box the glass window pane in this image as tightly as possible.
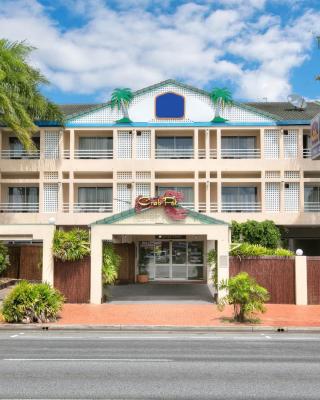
[139,242,154,274]
[188,242,203,264]
[156,137,174,150]
[172,241,187,264]
[188,265,203,280]
[175,137,192,150]
[155,241,170,264]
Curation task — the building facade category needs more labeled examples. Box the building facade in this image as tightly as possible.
[1,79,320,302]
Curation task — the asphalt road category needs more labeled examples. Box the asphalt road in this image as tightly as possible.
[1,330,320,399]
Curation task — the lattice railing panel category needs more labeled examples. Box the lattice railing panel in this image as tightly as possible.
[284,129,298,159]
[136,183,151,198]
[117,171,132,180]
[44,131,59,159]
[44,171,58,180]
[136,171,151,180]
[117,183,132,212]
[117,131,132,159]
[265,171,280,179]
[265,182,280,212]
[264,130,280,159]
[284,171,300,179]
[285,182,299,212]
[44,183,58,213]
[136,130,151,159]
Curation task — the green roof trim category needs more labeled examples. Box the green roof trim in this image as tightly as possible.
[65,79,279,122]
[91,206,229,225]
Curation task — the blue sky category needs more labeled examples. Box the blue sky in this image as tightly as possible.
[0,0,319,104]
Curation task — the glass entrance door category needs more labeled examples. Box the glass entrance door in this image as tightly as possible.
[139,240,204,281]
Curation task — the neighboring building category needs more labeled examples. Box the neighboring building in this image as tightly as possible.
[1,79,320,303]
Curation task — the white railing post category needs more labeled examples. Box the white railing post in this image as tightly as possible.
[295,255,308,305]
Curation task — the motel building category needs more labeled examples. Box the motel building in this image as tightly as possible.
[1,79,320,304]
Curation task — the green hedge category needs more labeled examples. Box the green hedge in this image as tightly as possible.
[1,281,64,323]
[231,220,281,249]
[230,243,294,257]
[0,242,10,275]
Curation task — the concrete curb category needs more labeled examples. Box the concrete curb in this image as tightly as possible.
[1,324,320,332]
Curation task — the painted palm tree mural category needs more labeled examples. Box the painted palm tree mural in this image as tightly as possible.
[110,88,133,123]
[210,87,233,123]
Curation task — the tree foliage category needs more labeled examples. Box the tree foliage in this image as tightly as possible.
[210,87,233,122]
[53,228,90,262]
[110,87,133,123]
[0,39,64,150]
[102,243,121,285]
[1,281,64,323]
[0,242,10,275]
[218,272,269,322]
[230,243,294,257]
[207,249,218,288]
[231,220,281,249]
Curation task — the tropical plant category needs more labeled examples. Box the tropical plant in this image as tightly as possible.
[218,272,269,322]
[52,228,90,262]
[207,249,218,288]
[1,281,64,323]
[102,244,121,285]
[110,87,133,123]
[231,220,281,249]
[0,39,64,150]
[230,243,294,257]
[210,87,233,123]
[0,242,10,275]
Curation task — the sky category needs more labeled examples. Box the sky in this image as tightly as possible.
[0,0,319,104]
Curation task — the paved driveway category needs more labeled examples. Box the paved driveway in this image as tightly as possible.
[107,283,214,304]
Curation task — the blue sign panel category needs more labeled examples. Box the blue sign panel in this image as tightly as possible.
[155,92,185,118]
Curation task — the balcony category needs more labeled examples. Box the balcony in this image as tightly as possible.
[303,149,311,159]
[0,203,39,212]
[221,149,260,159]
[0,150,40,160]
[64,202,113,213]
[304,202,320,212]
[74,149,113,159]
[198,149,217,159]
[221,202,261,212]
[155,149,194,159]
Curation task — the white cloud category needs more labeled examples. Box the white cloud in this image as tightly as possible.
[0,0,318,101]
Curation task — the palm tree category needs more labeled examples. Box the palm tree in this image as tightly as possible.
[110,88,133,123]
[0,39,64,150]
[210,87,233,123]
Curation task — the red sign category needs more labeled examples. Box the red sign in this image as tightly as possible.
[135,191,188,220]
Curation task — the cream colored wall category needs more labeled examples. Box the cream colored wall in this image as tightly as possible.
[0,126,319,227]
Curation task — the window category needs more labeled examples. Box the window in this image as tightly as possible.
[305,186,320,203]
[156,136,193,158]
[156,186,194,204]
[77,187,112,212]
[79,137,113,158]
[9,137,40,159]
[221,136,256,158]
[222,186,257,203]
[8,187,39,212]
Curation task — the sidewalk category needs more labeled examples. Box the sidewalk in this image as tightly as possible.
[50,303,320,328]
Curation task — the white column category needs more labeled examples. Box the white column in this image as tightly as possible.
[299,176,304,212]
[295,256,308,305]
[206,240,216,297]
[132,129,136,159]
[261,181,265,212]
[69,129,75,160]
[217,171,221,213]
[206,171,210,214]
[205,129,210,159]
[151,128,156,159]
[58,129,64,159]
[217,236,229,299]
[69,172,74,213]
[194,128,199,159]
[279,129,284,159]
[260,128,265,159]
[39,171,44,213]
[58,171,63,213]
[113,129,117,159]
[216,128,221,159]
[298,128,304,159]
[194,175,199,212]
[40,129,45,159]
[42,227,55,285]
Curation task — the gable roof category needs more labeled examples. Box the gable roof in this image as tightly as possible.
[91,206,228,225]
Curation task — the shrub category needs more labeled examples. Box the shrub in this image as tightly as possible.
[218,272,269,322]
[0,242,10,275]
[1,281,64,323]
[230,242,294,257]
[53,228,90,262]
[102,244,121,285]
[231,220,281,249]
[207,249,218,288]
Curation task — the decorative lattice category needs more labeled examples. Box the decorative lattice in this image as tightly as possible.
[136,130,151,159]
[117,183,132,212]
[136,183,151,197]
[44,130,60,159]
[265,182,280,212]
[264,130,280,159]
[265,171,280,179]
[44,171,58,180]
[117,171,132,180]
[117,130,132,159]
[43,183,58,213]
[69,83,274,124]
[284,182,299,212]
[136,171,151,180]
[284,129,298,159]
[284,171,300,179]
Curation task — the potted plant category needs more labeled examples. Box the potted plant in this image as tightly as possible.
[137,247,149,283]
[102,244,121,301]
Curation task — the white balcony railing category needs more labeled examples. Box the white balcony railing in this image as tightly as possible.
[221,149,261,159]
[63,150,70,159]
[198,202,206,212]
[0,203,39,212]
[210,203,218,212]
[73,202,113,213]
[74,150,113,159]
[304,202,320,212]
[303,149,311,158]
[222,202,261,212]
[0,150,40,159]
[180,202,194,210]
[197,149,217,159]
[155,149,194,159]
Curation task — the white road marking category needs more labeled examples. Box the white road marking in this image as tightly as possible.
[3,358,173,362]
[10,335,18,338]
